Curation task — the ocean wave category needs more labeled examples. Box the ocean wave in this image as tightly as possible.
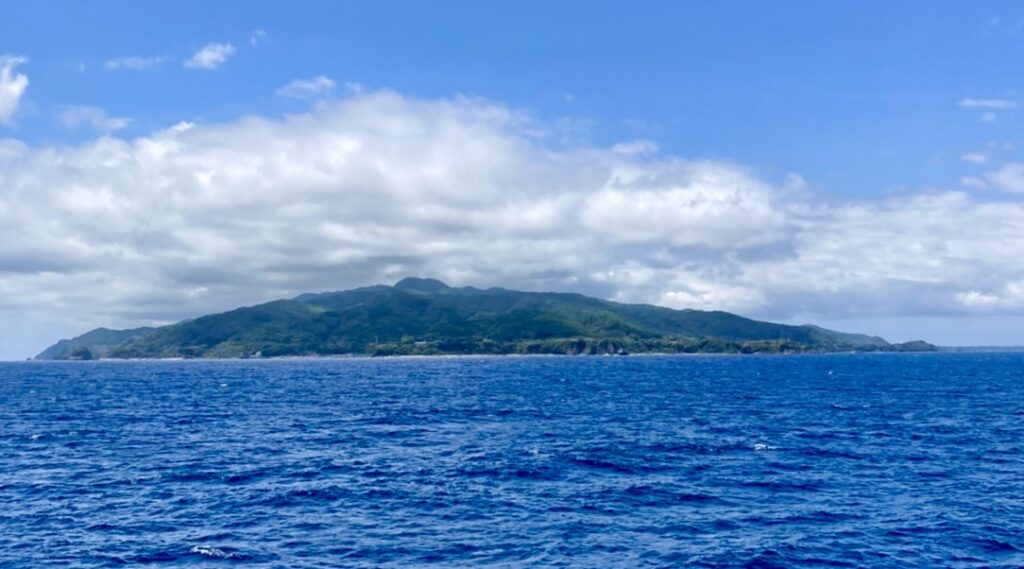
[3,354,1024,567]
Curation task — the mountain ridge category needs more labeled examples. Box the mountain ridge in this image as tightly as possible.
[36,278,936,359]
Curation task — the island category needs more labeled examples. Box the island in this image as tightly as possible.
[35,277,937,359]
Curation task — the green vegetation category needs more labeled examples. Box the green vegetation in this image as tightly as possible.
[68,346,94,361]
[35,277,937,359]
[34,327,153,360]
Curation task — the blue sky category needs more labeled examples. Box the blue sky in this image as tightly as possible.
[3,2,1024,358]
[7,1,1022,195]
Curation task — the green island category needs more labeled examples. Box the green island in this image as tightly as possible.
[36,277,936,360]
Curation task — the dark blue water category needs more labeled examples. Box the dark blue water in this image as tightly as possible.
[2,354,1023,567]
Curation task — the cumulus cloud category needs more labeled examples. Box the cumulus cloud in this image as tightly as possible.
[0,55,29,125]
[3,91,1024,357]
[105,56,167,71]
[276,76,336,99]
[56,105,131,132]
[578,162,790,248]
[984,162,1024,193]
[957,282,1024,310]
[961,176,987,190]
[185,43,235,70]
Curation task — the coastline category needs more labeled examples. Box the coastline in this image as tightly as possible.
[20,349,982,363]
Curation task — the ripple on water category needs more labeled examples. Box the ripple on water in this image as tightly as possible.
[1,354,1023,567]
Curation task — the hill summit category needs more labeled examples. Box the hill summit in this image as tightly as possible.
[36,278,936,359]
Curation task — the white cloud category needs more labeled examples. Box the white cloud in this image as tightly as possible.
[959,99,1015,123]
[961,152,988,164]
[957,282,1024,310]
[578,162,789,248]
[959,98,1016,109]
[611,139,657,155]
[3,91,1024,357]
[0,55,29,125]
[250,30,268,46]
[56,105,131,132]
[960,176,988,190]
[184,43,236,70]
[984,162,1024,193]
[105,56,167,71]
[276,76,336,99]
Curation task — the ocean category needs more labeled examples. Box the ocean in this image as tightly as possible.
[1,354,1022,567]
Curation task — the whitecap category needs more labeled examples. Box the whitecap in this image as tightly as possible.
[190,545,232,558]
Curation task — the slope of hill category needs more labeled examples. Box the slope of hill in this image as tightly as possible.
[35,327,154,360]
[35,278,934,359]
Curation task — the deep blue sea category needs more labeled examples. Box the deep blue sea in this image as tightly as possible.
[2,354,1023,568]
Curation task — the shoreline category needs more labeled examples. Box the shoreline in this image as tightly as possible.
[16,348,1005,363]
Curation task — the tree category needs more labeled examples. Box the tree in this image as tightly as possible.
[68,347,93,361]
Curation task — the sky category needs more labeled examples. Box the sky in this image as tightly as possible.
[3,1,1024,358]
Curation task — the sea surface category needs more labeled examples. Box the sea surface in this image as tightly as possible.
[1,354,1023,568]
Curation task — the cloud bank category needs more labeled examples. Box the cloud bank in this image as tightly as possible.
[2,91,1023,353]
